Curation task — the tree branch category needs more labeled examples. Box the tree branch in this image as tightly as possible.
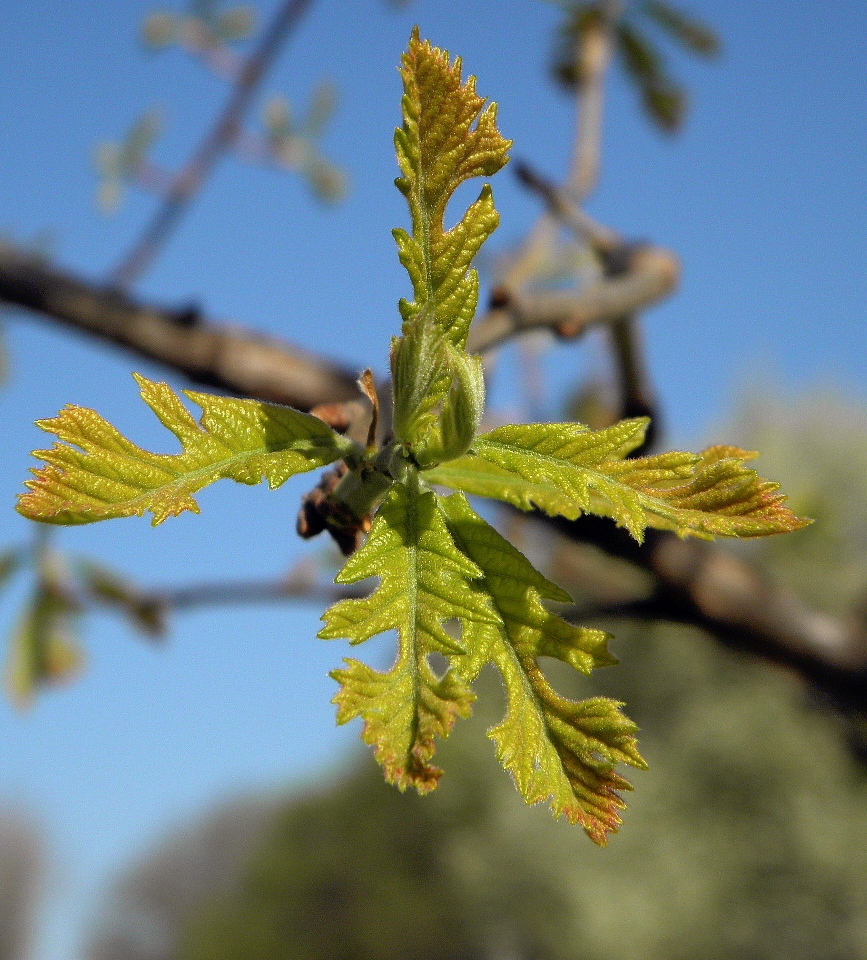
[0,246,361,411]
[108,0,314,288]
[468,243,679,355]
[549,514,867,713]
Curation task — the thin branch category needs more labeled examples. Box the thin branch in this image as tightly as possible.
[468,244,679,355]
[143,573,364,613]
[514,160,621,254]
[569,0,622,198]
[108,0,314,288]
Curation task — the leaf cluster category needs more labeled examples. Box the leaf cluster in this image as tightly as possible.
[16,30,805,842]
[143,1,255,50]
[94,110,163,214]
[1,539,164,707]
[551,0,720,131]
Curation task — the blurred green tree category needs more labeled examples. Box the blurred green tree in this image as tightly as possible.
[84,393,867,960]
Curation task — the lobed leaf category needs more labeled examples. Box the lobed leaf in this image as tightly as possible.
[427,419,810,542]
[319,476,498,791]
[440,494,645,844]
[18,374,357,526]
[393,28,511,350]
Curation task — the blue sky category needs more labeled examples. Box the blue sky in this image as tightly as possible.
[1,1,865,957]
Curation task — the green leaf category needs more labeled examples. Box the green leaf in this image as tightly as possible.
[618,20,668,87]
[319,475,498,792]
[426,419,810,542]
[18,374,358,526]
[142,12,179,48]
[644,0,720,57]
[617,21,687,132]
[439,494,645,844]
[393,28,511,350]
[641,80,687,133]
[5,558,83,709]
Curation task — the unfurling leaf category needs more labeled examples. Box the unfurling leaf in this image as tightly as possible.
[393,28,511,350]
[425,418,809,542]
[391,315,485,467]
[319,475,497,791]
[389,29,508,458]
[15,30,809,843]
[18,374,358,526]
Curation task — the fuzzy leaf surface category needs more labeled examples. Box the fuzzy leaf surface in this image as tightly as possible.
[393,29,511,350]
[319,478,498,792]
[439,494,645,844]
[18,374,357,526]
[428,419,809,542]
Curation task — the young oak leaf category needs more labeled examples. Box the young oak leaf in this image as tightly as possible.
[17,374,358,526]
[394,28,511,350]
[391,313,486,467]
[425,418,809,543]
[318,477,499,792]
[439,494,645,844]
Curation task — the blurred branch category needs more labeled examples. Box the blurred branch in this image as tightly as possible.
[0,813,43,960]
[551,515,867,714]
[140,566,364,614]
[511,159,662,439]
[570,0,622,197]
[0,238,673,419]
[108,0,314,288]
[468,243,679,356]
[513,159,620,253]
[0,246,361,412]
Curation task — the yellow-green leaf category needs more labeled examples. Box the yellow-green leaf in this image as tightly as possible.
[429,419,810,542]
[17,374,358,526]
[319,476,498,792]
[440,494,644,844]
[393,28,511,349]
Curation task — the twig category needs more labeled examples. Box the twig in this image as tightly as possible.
[145,574,364,613]
[468,244,679,355]
[108,0,314,288]
[569,0,622,198]
[513,160,620,254]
